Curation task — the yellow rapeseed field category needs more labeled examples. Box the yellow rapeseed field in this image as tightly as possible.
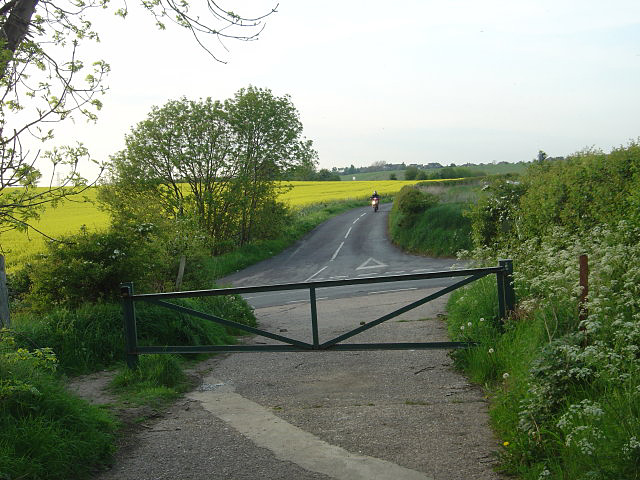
[1,180,418,270]
[1,189,111,270]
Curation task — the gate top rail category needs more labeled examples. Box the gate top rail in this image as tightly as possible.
[123,266,504,301]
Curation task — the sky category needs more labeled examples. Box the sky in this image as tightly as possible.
[47,0,640,181]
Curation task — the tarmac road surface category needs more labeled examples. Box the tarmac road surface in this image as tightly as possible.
[221,203,466,309]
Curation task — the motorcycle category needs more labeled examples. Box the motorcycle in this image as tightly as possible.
[371,197,379,212]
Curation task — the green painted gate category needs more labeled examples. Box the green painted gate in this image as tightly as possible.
[121,260,515,368]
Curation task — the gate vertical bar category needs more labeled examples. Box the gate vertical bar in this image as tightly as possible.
[501,259,515,314]
[120,282,139,369]
[496,263,506,321]
[310,287,320,348]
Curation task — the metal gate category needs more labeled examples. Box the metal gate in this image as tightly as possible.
[121,260,515,368]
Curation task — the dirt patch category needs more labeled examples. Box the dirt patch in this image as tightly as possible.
[66,370,118,405]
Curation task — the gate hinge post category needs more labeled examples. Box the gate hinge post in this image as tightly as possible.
[498,259,516,319]
[121,282,139,369]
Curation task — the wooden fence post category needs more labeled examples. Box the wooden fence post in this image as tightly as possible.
[579,254,589,323]
[0,255,10,328]
[175,255,186,290]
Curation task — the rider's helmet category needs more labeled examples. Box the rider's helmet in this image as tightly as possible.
[373,190,377,195]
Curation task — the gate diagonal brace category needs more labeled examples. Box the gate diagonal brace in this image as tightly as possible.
[146,299,313,349]
[320,273,488,348]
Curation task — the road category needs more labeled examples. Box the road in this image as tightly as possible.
[221,203,464,309]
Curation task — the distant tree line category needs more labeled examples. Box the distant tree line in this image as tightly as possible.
[404,165,484,180]
[286,167,341,181]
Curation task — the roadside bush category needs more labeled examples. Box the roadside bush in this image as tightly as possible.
[395,185,438,216]
[466,178,526,248]
[20,226,167,310]
[0,330,117,479]
[389,202,471,257]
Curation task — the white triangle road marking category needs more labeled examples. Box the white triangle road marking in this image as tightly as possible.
[356,257,388,270]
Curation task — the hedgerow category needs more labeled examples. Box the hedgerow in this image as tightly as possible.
[448,140,640,479]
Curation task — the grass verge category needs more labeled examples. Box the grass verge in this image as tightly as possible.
[389,202,472,257]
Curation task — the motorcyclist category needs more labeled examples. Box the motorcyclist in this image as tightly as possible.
[370,190,380,212]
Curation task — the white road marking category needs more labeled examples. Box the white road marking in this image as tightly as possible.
[388,271,406,274]
[344,227,352,239]
[367,287,418,295]
[305,266,327,283]
[287,244,304,260]
[287,297,329,305]
[352,217,361,224]
[356,257,388,270]
[330,276,348,279]
[360,212,367,217]
[244,291,295,300]
[330,242,345,261]
[190,380,434,480]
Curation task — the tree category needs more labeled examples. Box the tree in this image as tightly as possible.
[101,97,239,248]
[102,88,316,252]
[315,168,340,181]
[404,166,419,180]
[225,86,316,245]
[536,150,548,162]
[0,0,277,243]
